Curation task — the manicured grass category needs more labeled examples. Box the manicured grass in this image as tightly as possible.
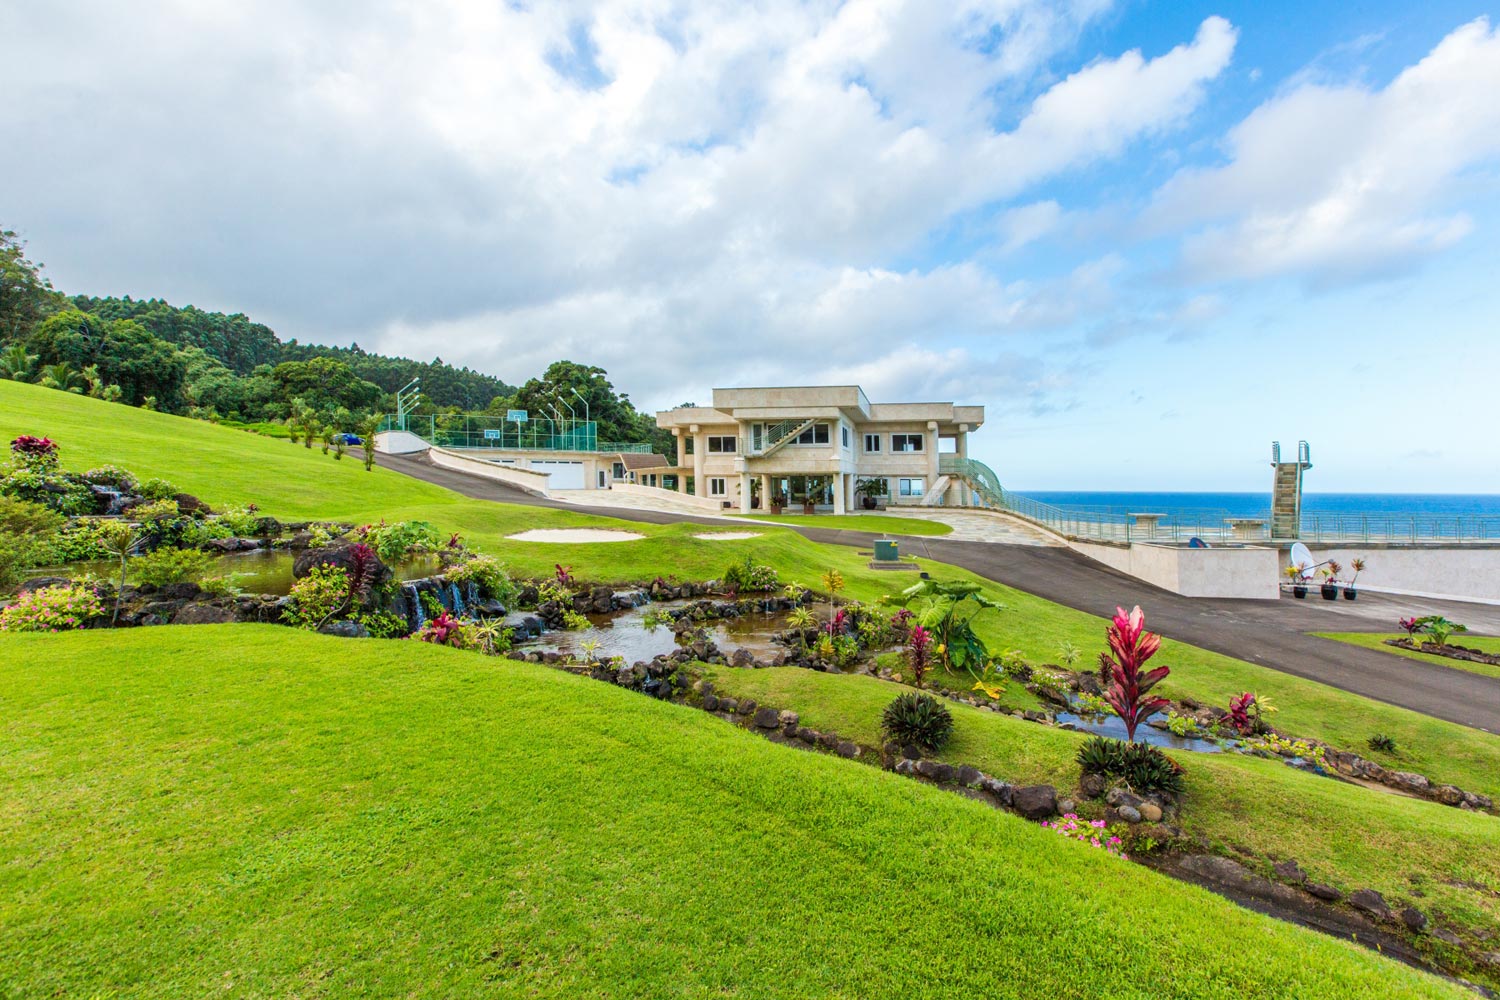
[9,379,1500,804]
[703,666,1500,950]
[731,511,953,536]
[1315,632,1500,681]
[0,626,1467,998]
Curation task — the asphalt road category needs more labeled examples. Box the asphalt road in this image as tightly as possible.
[381,451,1500,733]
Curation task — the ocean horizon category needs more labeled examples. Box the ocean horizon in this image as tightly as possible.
[1011,491,1500,521]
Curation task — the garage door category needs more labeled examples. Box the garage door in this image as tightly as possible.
[530,460,585,490]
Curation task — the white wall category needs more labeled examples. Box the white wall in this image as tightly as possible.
[1070,540,1280,599]
[1297,545,1500,605]
[427,447,553,497]
[375,430,431,455]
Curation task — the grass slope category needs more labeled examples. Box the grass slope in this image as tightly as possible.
[7,379,1500,802]
[703,666,1500,943]
[0,626,1465,999]
[1315,632,1500,681]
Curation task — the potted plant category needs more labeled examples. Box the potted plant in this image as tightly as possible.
[803,477,825,515]
[769,492,786,515]
[1284,564,1307,599]
[1344,557,1366,600]
[855,477,888,510]
[1319,561,1342,601]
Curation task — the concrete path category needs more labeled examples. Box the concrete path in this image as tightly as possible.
[380,451,1500,732]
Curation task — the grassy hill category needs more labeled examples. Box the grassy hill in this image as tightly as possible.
[0,626,1466,999]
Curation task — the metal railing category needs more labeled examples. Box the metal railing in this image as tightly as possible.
[380,414,652,453]
[937,456,1500,545]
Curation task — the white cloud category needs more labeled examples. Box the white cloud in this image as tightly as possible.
[1152,17,1500,284]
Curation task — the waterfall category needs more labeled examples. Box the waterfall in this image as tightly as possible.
[449,582,465,615]
[465,580,479,608]
[90,485,125,515]
[403,583,424,632]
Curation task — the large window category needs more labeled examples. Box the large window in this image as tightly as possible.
[707,435,737,454]
[709,477,727,497]
[795,423,831,445]
[863,433,881,453]
[841,425,850,448]
[891,433,924,453]
[899,478,925,497]
[683,437,694,455]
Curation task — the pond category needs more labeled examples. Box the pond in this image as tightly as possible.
[515,600,794,664]
[26,550,447,596]
[1056,704,1229,754]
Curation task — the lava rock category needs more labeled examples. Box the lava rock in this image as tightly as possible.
[1387,771,1431,794]
[730,648,756,667]
[1078,773,1107,798]
[1400,907,1428,932]
[17,576,72,594]
[701,693,720,712]
[1305,882,1342,902]
[978,776,1013,805]
[1138,802,1163,823]
[777,710,800,728]
[317,621,370,638]
[159,582,202,601]
[835,741,860,759]
[1114,804,1142,824]
[957,766,983,788]
[293,544,392,589]
[753,707,781,729]
[718,698,739,714]
[1273,860,1308,885]
[913,760,956,783]
[1011,784,1058,820]
[1348,888,1391,921]
[172,604,238,625]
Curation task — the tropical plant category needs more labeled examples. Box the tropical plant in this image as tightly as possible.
[1367,733,1398,754]
[1074,692,1113,718]
[1165,711,1200,737]
[445,555,515,604]
[1076,735,1123,775]
[1347,557,1367,588]
[579,638,603,663]
[1076,736,1184,795]
[0,583,104,633]
[722,555,779,594]
[131,547,214,587]
[414,611,472,648]
[880,691,953,752]
[359,415,381,472]
[1057,640,1082,668]
[282,565,352,629]
[884,578,1005,682]
[0,342,38,381]
[1099,605,1170,742]
[905,624,933,687]
[94,519,142,625]
[554,563,575,588]
[354,609,409,639]
[359,520,440,562]
[1421,616,1467,648]
[1398,616,1421,640]
[9,435,59,470]
[786,606,815,653]
[39,361,85,392]
[333,437,347,460]
[344,542,383,601]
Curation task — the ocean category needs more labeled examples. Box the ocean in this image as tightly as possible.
[1013,492,1500,521]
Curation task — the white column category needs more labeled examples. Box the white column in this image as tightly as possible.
[739,473,753,513]
[843,473,855,512]
[759,474,771,510]
[833,473,847,514]
[691,424,705,497]
[926,421,940,497]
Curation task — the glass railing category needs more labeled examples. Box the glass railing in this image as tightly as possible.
[380,415,653,453]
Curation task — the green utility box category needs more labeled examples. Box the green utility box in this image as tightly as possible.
[874,539,900,562]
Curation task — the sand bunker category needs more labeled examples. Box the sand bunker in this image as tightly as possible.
[506,529,645,543]
[692,532,763,541]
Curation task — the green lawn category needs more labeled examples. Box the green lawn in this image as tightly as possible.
[703,665,1500,949]
[8,379,1500,804]
[0,626,1467,999]
[731,511,953,536]
[1315,632,1500,681]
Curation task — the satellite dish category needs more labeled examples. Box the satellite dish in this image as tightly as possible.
[1289,542,1315,578]
[1188,537,1209,549]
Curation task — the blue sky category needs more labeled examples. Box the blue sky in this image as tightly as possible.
[3,1,1498,492]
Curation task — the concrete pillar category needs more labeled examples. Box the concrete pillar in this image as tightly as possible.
[690,424,705,497]
[926,421,940,493]
[833,473,847,515]
[956,424,969,459]
[843,473,855,513]
[739,473,753,513]
[759,474,771,509]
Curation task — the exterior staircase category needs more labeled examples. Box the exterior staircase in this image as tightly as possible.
[749,418,817,458]
[938,457,1005,508]
[921,475,952,505]
[1270,440,1312,539]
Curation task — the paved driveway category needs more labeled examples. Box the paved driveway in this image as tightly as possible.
[380,451,1500,732]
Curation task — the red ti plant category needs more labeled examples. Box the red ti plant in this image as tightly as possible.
[1226,692,1256,733]
[555,564,575,588]
[825,608,847,637]
[906,625,933,688]
[1101,605,1170,742]
[890,608,914,639]
[9,435,59,469]
[415,611,466,647]
[1398,616,1421,640]
[346,542,381,601]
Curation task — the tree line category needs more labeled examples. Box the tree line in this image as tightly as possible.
[0,229,672,460]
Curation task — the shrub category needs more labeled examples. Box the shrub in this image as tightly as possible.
[445,555,516,604]
[905,624,933,687]
[1076,736,1185,796]
[46,521,112,562]
[177,518,235,548]
[0,584,104,632]
[8,435,59,470]
[138,478,180,501]
[355,609,409,639]
[360,520,441,562]
[722,555,779,594]
[216,506,263,537]
[131,498,180,521]
[881,691,953,752]
[414,611,474,648]
[131,547,215,587]
[0,467,94,515]
[0,534,47,588]
[1367,733,1398,754]
[82,465,138,492]
[282,565,351,629]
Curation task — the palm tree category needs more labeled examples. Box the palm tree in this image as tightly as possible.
[39,361,85,392]
[0,342,38,381]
